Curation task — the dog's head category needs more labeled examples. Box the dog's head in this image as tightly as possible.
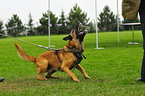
[63,21,88,53]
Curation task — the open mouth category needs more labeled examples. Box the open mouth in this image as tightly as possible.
[79,23,82,27]
[79,30,88,35]
[79,32,84,35]
[76,21,88,37]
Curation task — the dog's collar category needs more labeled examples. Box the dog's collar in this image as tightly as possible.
[69,51,86,59]
[63,45,86,59]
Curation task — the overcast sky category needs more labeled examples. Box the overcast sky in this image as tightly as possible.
[0,0,122,26]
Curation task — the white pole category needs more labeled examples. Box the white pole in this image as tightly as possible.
[48,0,51,47]
[26,31,27,37]
[117,0,119,43]
[95,0,98,49]
[94,0,103,49]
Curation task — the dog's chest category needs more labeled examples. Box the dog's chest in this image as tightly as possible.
[54,50,83,70]
[68,53,83,70]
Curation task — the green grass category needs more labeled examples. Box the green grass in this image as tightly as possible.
[0,30,145,96]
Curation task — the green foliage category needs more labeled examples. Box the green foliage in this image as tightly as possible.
[50,11,59,34]
[58,10,69,34]
[27,13,35,35]
[0,20,5,37]
[2,4,122,35]
[88,21,95,33]
[38,12,48,35]
[38,11,58,35]
[98,5,117,31]
[67,4,90,31]
[5,14,24,36]
[1,4,140,36]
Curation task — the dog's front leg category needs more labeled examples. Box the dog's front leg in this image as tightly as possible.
[61,66,80,82]
[76,64,90,79]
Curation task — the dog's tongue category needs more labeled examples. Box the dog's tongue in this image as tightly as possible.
[79,32,84,35]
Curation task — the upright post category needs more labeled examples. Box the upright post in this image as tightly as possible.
[94,0,103,49]
[132,25,134,43]
[117,0,120,43]
[48,0,55,47]
[48,0,51,47]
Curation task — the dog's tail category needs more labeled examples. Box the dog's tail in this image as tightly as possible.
[14,42,36,63]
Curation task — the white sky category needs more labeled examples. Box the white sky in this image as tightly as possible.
[0,0,123,26]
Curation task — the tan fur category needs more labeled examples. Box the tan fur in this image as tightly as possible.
[15,28,90,82]
[15,42,36,63]
[63,29,84,53]
[122,0,141,20]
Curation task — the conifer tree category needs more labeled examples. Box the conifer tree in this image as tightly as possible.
[98,5,117,31]
[5,14,24,36]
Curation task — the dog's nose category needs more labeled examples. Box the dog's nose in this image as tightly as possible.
[84,30,88,34]
[79,23,82,27]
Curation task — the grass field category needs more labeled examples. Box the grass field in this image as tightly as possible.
[0,30,145,95]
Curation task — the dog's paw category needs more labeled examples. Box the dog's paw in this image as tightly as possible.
[46,75,61,78]
[74,79,80,82]
[42,78,48,80]
[84,75,90,79]
[37,77,47,81]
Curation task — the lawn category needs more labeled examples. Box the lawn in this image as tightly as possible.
[0,30,145,96]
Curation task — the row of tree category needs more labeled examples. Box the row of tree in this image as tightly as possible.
[0,4,141,37]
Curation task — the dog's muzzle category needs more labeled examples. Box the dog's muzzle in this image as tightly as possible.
[79,30,88,35]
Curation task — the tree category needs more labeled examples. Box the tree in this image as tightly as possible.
[58,10,69,34]
[5,14,24,36]
[0,20,5,38]
[38,11,58,35]
[50,11,59,34]
[98,5,117,31]
[88,21,95,33]
[27,13,35,35]
[38,12,48,35]
[67,4,89,31]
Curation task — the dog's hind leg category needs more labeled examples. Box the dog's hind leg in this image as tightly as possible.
[36,58,48,80]
[37,72,47,80]
[76,64,90,79]
[45,70,60,78]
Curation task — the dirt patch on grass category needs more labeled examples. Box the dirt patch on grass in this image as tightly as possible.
[0,76,54,92]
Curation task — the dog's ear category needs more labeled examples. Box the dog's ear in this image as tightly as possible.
[63,35,73,41]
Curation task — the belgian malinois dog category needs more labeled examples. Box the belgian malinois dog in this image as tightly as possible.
[15,21,90,82]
